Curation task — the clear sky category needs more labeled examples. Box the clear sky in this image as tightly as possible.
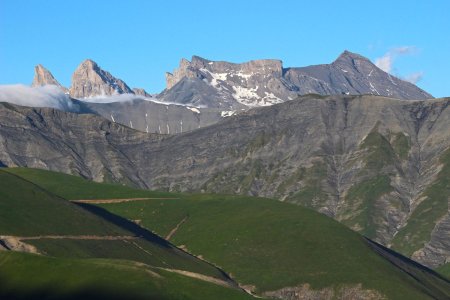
[1,0,449,97]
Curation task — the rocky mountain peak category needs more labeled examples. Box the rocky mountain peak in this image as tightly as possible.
[31,64,68,92]
[334,50,370,63]
[69,59,133,99]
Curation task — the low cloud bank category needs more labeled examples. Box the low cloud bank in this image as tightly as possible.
[0,85,205,111]
[0,84,78,111]
[80,93,148,103]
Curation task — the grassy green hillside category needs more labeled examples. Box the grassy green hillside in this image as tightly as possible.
[437,263,450,279]
[3,167,450,299]
[4,167,172,200]
[0,170,128,236]
[96,194,450,299]
[0,168,233,282]
[0,252,254,300]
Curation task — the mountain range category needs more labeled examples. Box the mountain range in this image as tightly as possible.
[33,50,432,106]
[28,50,434,135]
[1,50,449,299]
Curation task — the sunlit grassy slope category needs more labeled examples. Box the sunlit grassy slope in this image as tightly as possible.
[3,167,450,299]
[0,169,234,282]
[0,251,254,300]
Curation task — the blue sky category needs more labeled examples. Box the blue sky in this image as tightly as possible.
[1,0,449,97]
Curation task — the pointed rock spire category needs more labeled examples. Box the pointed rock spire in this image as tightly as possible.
[31,64,68,92]
[69,59,133,98]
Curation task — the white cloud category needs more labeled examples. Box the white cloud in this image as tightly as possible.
[403,72,424,84]
[374,46,425,84]
[375,46,417,73]
[80,93,148,103]
[0,84,78,111]
[0,86,206,112]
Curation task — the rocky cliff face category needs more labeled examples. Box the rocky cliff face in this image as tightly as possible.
[162,56,295,108]
[31,64,68,93]
[69,59,134,98]
[76,98,228,134]
[284,51,432,100]
[161,51,433,109]
[0,95,449,268]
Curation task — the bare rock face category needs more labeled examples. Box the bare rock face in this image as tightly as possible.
[31,64,68,93]
[69,59,134,98]
[163,56,293,108]
[284,51,432,100]
[132,88,151,97]
[75,98,226,134]
[161,51,433,109]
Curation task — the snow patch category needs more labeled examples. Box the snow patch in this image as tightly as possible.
[187,107,201,114]
[221,111,235,117]
[369,82,380,95]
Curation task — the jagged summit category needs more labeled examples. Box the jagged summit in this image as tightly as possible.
[69,59,134,99]
[161,51,433,109]
[333,50,370,63]
[31,64,68,92]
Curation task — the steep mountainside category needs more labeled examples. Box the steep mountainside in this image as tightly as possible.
[0,95,449,268]
[160,51,432,109]
[69,59,134,98]
[76,99,232,134]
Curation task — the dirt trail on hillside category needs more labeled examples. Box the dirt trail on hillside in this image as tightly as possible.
[16,235,138,240]
[0,235,139,254]
[166,216,189,240]
[157,267,237,288]
[71,197,179,204]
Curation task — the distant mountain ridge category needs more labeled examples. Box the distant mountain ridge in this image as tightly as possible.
[30,50,433,106]
[160,51,433,108]
[31,60,151,99]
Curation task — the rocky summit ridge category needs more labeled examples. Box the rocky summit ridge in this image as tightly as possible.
[29,50,433,106]
[69,59,134,98]
[160,51,433,109]
[30,60,151,99]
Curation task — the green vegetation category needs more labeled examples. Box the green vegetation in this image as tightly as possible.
[282,161,328,207]
[0,168,233,282]
[437,263,450,279]
[392,132,411,160]
[3,167,450,299]
[392,149,450,256]
[360,131,398,171]
[96,194,450,298]
[0,170,128,236]
[26,238,225,278]
[4,167,172,200]
[0,252,253,300]
[340,175,394,238]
